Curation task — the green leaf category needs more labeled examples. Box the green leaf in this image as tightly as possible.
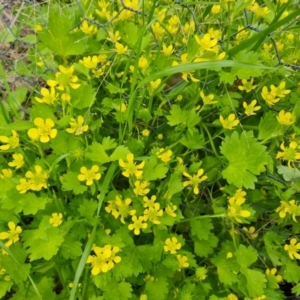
[25,227,64,261]
[258,112,284,140]
[51,131,78,155]
[166,105,200,129]
[62,172,88,195]
[78,199,97,218]
[194,234,218,257]
[18,193,47,215]
[71,85,95,109]
[180,129,205,150]
[263,232,283,266]
[102,137,117,150]
[282,258,300,283]
[109,146,130,161]
[143,157,168,181]
[0,121,33,131]
[85,142,110,164]
[218,70,236,84]
[220,131,270,189]
[165,174,183,199]
[277,165,300,182]
[0,281,13,299]
[235,245,257,269]
[190,218,213,240]
[239,269,266,297]
[292,283,300,296]
[60,238,82,260]
[103,281,132,300]
[145,276,169,300]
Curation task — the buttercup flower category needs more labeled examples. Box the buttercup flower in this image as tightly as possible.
[128,216,148,235]
[276,141,300,168]
[238,78,257,92]
[164,237,181,254]
[284,238,300,260]
[115,42,128,55]
[0,169,12,179]
[266,268,283,282]
[0,130,19,150]
[195,33,218,52]
[142,129,150,137]
[242,226,258,239]
[156,148,173,163]
[200,91,217,105]
[34,87,58,105]
[165,204,177,217]
[227,190,251,223]
[220,114,239,130]
[79,56,98,69]
[276,110,295,126]
[49,213,63,227]
[0,222,22,248]
[261,86,280,106]
[143,203,163,224]
[176,254,189,270]
[133,180,150,196]
[78,165,101,186]
[27,118,57,143]
[183,169,208,194]
[243,100,261,116]
[16,178,31,194]
[25,165,48,191]
[80,19,98,35]
[66,116,89,135]
[150,79,161,91]
[119,153,145,178]
[162,43,173,56]
[270,81,290,98]
[195,267,208,281]
[8,153,24,169]
[47,65,80,90]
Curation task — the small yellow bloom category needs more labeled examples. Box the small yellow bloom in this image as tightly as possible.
[238,78,257,92]
[138,56,149,70]
[150,79,161,91]
[28,118,57,143]
[165,204,177,217]
[266,268,283,282]
[143,203,163,224]
[128,216,148,235]
[162,44,173,56]
[200,91,217,105]
[284,238,300,260]
[0,169,12,179]
[133,180,150,196]
[219,114,239,130]
[115,42,128,55]
[195,267,207,280]
[227,294,238,300]
[227,190,251,223]
[0,222,22,248]
[25,165,48,191]
[277,110,295,126]
[66,116,89,135]
[49,213,63,227]
[156,148,173,163]
[142,129,150,137]
[16,178,31,194]
[34,87,58,105]
[261,86,280,106]
[195,33,218,52]
[270,81,291,98]
[0,130,19,150]
[61,93,71,104]
[183,169,208,195]
[8,153,24,169]
[80,19,98,35]
[243,100,261,116]
[176,254,189,270]
[119,153,145,178]
[211,4,221,14]
[157,134,163,140]
[78,165,101,186]
[276,142,300,168]
[164,237,181,254]
[79,56,98,69]
[47,65,80,90]
[242,226,258,239]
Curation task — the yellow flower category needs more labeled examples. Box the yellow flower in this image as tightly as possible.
[105,196,136,224]
[140,295,148,300]
[25,165,48,191]
[49,213,63,227]
[119,153,145,178]
[157,134,163,140]
[138,56,149,70]
[176,254,189,270]
[243,100,261,116]
[78,165,101,186]
[47,65,80,90]
[276,141,300,168]
[27,118,57,143]
[143,203,163,224]
[115,42,128,55]
[261,86,280,106]
[128,216,148,235]
[133,180,150,196]
[162,43,173,56]
[227,294,238,300]
[164,237,181,254]
[142,129,150,137]
[172,54,199,83]
[195,33,218,52]
[165,204,177,217]
[220,114,239,130]
[80,19,98,35]
[156,148,173,163]
[79,56,98,69]
[276,200,292,219]
[276,200,300,222]
[183,169,208,195]
[34,87,58,105]
[8,153,24,169]
[61,93,71,104]
[150,79,161,91]
[284,238,300,260]
[151,22,165,41]
[266,268,283,282]
[0,169,12,179]
[276,110,295,126]
[86,244,121,275]
[238,78,257,92]
[200,91,217,105]
[270,81,291,98]
[66,116,89,135]
[143,195,157,208]
[0,222,22,248]
[242,226,258,239]
[227,191,251,223]
[211,4,221,14]
[107,30,121,43]
[0,130,19,150]
[16,178,31,194]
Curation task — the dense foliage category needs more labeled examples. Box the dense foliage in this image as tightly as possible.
[0,0,300,299]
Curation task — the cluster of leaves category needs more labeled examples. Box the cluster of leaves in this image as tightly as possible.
[1,0,300,299]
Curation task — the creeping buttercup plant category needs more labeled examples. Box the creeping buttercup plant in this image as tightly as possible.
[1,0,300,299]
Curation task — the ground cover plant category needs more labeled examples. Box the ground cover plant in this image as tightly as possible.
[0,0,300,299]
